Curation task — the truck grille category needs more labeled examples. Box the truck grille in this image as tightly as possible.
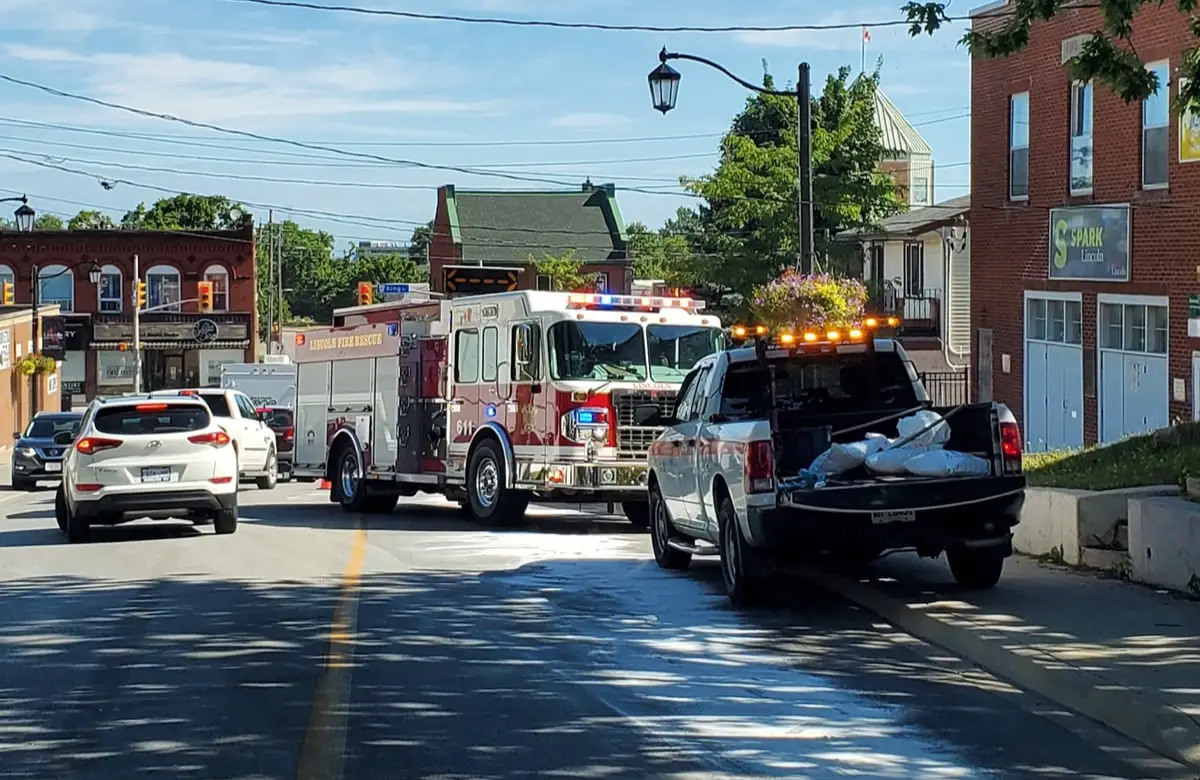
[613,390,678,458]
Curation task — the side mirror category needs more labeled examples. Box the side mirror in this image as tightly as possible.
[633,404,670,427]
[53,430,74,445]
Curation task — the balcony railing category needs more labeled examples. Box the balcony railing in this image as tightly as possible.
[867,282,942,339]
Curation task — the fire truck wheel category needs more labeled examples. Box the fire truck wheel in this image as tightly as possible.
[620,501,650,529]
[467,439,527,526]
[335,446,371,513]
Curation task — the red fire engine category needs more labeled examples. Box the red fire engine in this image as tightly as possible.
[291,290,723,526]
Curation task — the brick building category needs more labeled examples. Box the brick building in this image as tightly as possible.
[429,181,633,296]
[0,226,257,406]
[969,0,1200,450]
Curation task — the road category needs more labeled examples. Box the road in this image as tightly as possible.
[0,481,1184,779]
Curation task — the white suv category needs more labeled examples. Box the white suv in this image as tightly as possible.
[55,395,240,543]
[151,388,278,489]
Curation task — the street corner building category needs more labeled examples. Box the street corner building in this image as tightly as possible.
[0,303,65,449]
[428,181,634,296]
[969,0,1200,451]
[0,225,257,409]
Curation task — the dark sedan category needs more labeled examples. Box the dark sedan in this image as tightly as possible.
[258,406,294,481]
[11,412,83,490]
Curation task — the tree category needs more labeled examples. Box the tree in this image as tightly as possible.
[531,249,593,291]
[68,210,116,230]
[121,194,250,231]
[256,220,337,334]
[750,271,868,329]
[408,221,433,264]
[627,221,699,285]
[904,0,1200,109]
[34,214,64,230]
[682,66,901,306]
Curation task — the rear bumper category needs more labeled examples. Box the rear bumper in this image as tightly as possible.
[746,476,1026,554]
[73,489,237,523]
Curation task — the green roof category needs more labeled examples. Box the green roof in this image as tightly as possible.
[444,184,630,266]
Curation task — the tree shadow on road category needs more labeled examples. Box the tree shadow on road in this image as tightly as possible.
[0,553,1160,779]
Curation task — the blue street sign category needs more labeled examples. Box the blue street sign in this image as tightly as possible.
[377,283,410,295]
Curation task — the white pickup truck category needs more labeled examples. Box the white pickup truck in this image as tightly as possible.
[151,388,279,489]
[643,333,1026,605]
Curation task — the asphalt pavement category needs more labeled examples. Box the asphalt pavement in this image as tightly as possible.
[0,481,1189,779]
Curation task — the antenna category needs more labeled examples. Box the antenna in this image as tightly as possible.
[761,58,769,79]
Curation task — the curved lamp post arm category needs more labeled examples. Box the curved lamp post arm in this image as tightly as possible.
[659,48,795,97]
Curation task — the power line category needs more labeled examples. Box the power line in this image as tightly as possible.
[221,0,987,32]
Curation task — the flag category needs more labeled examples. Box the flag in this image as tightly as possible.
[863,27,871,43]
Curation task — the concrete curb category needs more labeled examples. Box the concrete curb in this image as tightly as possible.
[797,565,1200,770]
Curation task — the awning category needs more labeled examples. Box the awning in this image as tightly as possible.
[90,340,250,350]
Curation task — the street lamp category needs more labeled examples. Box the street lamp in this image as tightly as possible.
[14,203,35,232]
[648,47,815,274]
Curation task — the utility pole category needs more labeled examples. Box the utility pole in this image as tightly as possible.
[265,209,275,356]
[133,253,141,393]
[29,261,40,414]
[797,62,814,275]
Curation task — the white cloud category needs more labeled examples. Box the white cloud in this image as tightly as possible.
[550,113,632,129]
[1,44,503,126]
[732,8,902,52]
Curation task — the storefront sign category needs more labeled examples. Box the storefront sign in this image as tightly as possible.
[1048,205,1131,281]
[41,315,90,358]
[92,315,249,345]
[0,329,10,371]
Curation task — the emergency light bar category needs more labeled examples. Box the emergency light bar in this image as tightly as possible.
[565,292,705,311]
[728,315,901,347]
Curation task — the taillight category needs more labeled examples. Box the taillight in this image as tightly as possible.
[189,430,231,448]
[1000,421,1022,472]
[745,440,775,493]
[75,436,121,455]
[284,427,294,441]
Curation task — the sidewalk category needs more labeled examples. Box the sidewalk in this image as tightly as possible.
[804,551,1200,769]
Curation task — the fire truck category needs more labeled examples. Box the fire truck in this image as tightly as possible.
[290,290,723,526]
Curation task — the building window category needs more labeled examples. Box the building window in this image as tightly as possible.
[903,242,924,297]
[911,176,930,205]
[1099,302,1168,353]
[98,264,122,313]
[38,265,74,312]
[203,264,230,311]
[536,274,552,291]
[1069,81,1093,193]
[1010,92,1030,200]
[0,264,13,293]
[593,272,609,292]
[1143,61,1170,188]
[146,265,181,311]
[1029,298,1082,345]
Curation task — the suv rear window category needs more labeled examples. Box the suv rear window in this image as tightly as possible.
[93,403,211,435]
[187,392,231,417]
[719,351,926,421]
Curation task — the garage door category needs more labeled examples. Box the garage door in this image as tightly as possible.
[1024,295,1084,452]
[1098,296,1169,444]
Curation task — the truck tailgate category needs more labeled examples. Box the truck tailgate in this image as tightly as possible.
[781,475,1025,514]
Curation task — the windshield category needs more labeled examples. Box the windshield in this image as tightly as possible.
[647,325,723,381]
[549,322,647,381]
[24,416,80,439]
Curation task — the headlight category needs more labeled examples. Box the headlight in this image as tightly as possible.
[15,447,35,457]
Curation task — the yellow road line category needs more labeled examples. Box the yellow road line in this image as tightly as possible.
[296,522,367,780]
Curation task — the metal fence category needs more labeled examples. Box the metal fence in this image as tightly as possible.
[918,370,970,406]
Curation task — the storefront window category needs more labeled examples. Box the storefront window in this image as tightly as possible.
[97,350,137,386]
[99,265,123,313]
[147,265,181,312]
[38,265,74,312]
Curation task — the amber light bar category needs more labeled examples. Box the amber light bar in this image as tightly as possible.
[727,316,901,347]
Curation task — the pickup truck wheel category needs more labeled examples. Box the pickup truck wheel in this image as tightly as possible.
[718,496,766,605]
[621,501,650,529]
[649,485,690,570]
[947,546,1005,590]
[467,440,527,526]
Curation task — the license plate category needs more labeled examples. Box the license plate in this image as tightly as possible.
[44,462,61,473]
[871,510,916,525]
[140,467,172,483]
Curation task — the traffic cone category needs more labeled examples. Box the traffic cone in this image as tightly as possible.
[318,478,331,490]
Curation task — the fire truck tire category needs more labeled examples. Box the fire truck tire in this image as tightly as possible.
[363,493,400,514]
[334,446,372,513]
[620,501,650,528]
[466,439,527,526]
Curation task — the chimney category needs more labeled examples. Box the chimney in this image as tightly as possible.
[581,178,594,192]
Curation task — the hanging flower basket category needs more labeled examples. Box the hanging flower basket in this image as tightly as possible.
[749,271,868,331]
[15,353,57,376]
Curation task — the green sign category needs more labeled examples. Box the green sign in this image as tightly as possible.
[1048,205,1131,281]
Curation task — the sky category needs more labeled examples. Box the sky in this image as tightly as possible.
[0,0,972,250]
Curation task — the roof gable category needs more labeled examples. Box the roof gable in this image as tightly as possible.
[874,88,933,157]
[445,185,629,266]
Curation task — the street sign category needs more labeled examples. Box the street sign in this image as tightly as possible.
[377,283,411,295]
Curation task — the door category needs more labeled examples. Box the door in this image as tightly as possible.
[672,366,710,527]
[1122,354,1168,437]
[509,322,548,473]
[447,328,481,468]
[658,370,700,522]
[1097,300,1169,443]
[233,392,271,469]
[1025,342,1084,451]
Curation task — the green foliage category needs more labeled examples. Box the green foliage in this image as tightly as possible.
[1024,423,1200,490]
[120,194,251,231]
[681,65,901,302]
[749,271,868,329]
[531,249,593,291]
[408,221,433,264]
[33,214,63,230]
[627,221,700,285]
[67,210,116,230]
[903,0,1200,111]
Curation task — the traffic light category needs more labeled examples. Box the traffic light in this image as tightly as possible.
[197,280,214,312]
[357,281,373,306]
[1,281,12,306]
[135,280,147,310]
